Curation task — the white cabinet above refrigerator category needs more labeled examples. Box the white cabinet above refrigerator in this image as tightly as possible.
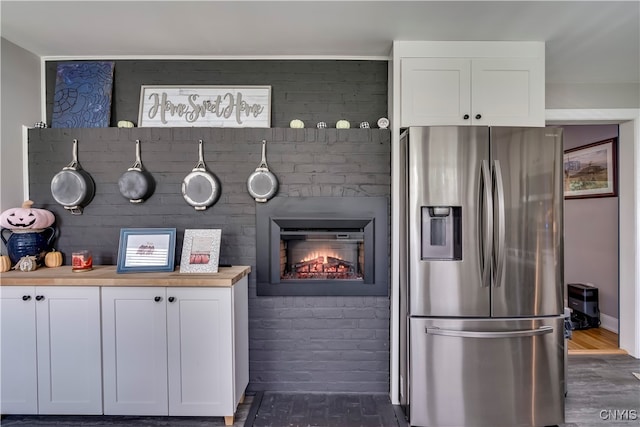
[394,41,545,127]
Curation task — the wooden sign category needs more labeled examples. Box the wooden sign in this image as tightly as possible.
[138,85,271,128]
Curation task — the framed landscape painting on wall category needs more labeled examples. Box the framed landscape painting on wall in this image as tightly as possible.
[564,138,618,199]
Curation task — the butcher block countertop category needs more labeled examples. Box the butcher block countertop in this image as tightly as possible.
[0,265,251,287]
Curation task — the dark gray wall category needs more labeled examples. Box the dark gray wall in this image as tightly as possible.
[45,60,388,129]
[29,60,391,393]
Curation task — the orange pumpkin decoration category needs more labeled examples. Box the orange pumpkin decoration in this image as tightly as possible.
[0,255,11,273]
[45,249,63,268]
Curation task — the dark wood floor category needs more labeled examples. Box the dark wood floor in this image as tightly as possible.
[2,354,638,427]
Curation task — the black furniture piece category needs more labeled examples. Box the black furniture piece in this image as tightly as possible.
[568,283,601,329]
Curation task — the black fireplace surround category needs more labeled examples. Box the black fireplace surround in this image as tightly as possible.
[256,197,389,296]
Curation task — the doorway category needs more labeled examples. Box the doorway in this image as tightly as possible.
[562,124,621,354]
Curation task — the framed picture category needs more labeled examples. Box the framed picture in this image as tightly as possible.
[179,229,222,273]
[564,138,618,199]
[116,228,176,273]
[138,85,271,128]
[52,61,115,128]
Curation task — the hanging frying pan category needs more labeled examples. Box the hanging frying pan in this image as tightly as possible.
[50,139,95,215]
[247,139,278,203]
[118,139,155,203]
[182,140,220,211]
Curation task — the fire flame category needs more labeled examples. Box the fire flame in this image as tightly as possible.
[300,250,342,263]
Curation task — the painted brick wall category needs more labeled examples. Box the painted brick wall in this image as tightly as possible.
[45,60,388,129]
[29,59,391,393]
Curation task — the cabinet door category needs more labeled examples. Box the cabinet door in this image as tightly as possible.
[0,286,38,414]
[167,287,233,416]
[102,287,168,415]
[472,57,544,127]
[35,286,102,415]
[400,58,471,126]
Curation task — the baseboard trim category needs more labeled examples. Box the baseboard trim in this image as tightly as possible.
[568,348,628,355]
[600,313,619,333]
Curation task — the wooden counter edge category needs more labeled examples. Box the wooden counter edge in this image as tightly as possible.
[0,265,251,287]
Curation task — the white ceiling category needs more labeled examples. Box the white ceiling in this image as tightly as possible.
[1,1,638,85]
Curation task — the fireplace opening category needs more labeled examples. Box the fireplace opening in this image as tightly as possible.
[281,231,364,281]
[256,197,389,296]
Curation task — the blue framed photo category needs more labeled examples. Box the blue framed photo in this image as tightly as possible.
[116,228,176,273]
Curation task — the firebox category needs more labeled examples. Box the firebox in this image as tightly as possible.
[279,218,369,282]
[256,197,389,296]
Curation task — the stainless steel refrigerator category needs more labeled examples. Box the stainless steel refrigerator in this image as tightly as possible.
[399,126,565,427]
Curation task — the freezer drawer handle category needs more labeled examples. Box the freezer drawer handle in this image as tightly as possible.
[426,326,553,338]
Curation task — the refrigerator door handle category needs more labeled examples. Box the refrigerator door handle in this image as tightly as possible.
[492,160,506,287]
[479,160,493,288]
[426,326,554,338]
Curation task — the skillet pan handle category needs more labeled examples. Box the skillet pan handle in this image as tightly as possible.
[194,139,207,169]
[65,206,84,215]
[130,139,143,170]
[259,140,269,169]
[64,139,80,170]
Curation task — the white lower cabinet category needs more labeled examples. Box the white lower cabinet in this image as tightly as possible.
[101,287,169,415]
[0,286,103,415]
[0,286,38,414]
[101,281,248,425]
[167,287,234,417]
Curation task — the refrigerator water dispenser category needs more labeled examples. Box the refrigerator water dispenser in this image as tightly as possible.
[421,206,462,260]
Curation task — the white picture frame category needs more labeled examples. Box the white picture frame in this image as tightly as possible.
[179,229,222,273]
[138,85,271,128]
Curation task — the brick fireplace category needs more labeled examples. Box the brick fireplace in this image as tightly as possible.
[256,196,388,296]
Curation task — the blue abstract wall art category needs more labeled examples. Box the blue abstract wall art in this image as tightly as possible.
[52,61,115,128]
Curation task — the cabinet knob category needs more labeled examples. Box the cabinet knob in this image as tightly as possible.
[154,296,162,302]
[22,295,32,301]
[463,114,470,120]
[168,297,176,303]
[35,295,44,301]
[475,114,482,120]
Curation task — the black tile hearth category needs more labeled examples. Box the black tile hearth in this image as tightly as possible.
[249,392,400,427]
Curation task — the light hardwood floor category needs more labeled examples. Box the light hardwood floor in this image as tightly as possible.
[568,327,626,354]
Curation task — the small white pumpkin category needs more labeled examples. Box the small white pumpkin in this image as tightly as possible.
[15,255,38,272]
[336,120,351,129]
[117,120,135,128]
[289,119,305,129]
